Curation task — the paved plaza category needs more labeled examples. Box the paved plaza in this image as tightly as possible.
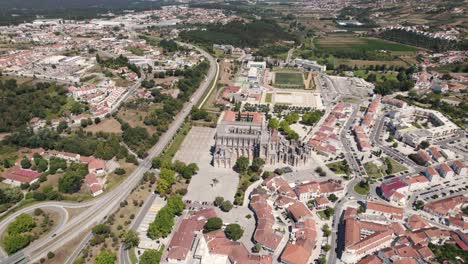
[262,90,324,109]
[174,126,238,203]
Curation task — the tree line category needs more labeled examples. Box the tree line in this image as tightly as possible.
[377,29,463,52]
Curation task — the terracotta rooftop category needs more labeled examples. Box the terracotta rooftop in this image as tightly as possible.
[249,191,282,251]
[407,214,431,231]
[424,195,466,216]
[2,166,41,183]
[280,219,316,264]
[204,230,272,264]
[367,201,404,219]
[287,201,312,222]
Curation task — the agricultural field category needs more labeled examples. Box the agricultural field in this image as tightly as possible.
[274,72,305,88]
[315,35,418,53]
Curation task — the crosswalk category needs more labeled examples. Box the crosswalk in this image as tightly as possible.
[137,198,166,250]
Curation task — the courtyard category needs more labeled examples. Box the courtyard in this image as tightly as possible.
[174,126,238,204]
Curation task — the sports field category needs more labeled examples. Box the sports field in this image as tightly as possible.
[274,72,304,88]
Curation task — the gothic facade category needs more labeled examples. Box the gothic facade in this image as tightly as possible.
[213,111,312,168]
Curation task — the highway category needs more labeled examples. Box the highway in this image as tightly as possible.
[0,42,218,264]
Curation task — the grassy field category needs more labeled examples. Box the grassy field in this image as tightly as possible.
[364,158,407,179]
[354,183,370,195]
[326,160,350,175]
[364,162,385,179]
[315,35,418,52]
[84,118,122,134]
[386,158,407,174]
[159,121,192,164]
[265,93,273,103]
[353,70,398,82]
[274,72,304,88]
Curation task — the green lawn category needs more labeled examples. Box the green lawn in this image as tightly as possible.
[317,210,330,220]
[364,158,407,179]
[364,162,385,179]
[354,183,370,195]
[386,158,407,174]
[265,93,273,103]
[274,72,304,87]
[326,160,350,175]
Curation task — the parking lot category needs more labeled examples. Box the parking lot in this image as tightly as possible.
[175,126,239,204]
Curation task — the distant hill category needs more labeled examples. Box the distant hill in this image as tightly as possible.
[0,0,162,10]
[0,0,172,25]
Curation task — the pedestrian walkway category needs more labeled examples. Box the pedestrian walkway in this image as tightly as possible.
[137,197,166,250]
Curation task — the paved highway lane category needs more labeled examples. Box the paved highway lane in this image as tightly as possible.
[0,43,218,264]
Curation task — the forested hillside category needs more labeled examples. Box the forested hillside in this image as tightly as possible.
[0,79,86,133]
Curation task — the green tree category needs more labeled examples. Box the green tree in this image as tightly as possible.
[166,195,185,216]
[58,171,84,193]
[268,118,279,129]
[203,217,223,233]
[3,234,31,254]
[419,141,430,149]
[139,248,163,264]
[327,194,338,203]
[36,159,48,172]
[7,213,36,234]
[224,224,243,241]
[92,224,110,235]
[234,156,250,174]
[20,157,31,169]
[250,158,265,173]
[94,250,116,264]
[302,110,323,126]
[123,230,140,249]
[284,112,299,124]
[57,121,68,133]
[147,208,174,239]
[322,224,331,237]
[220,200,233,212]
[214,196,224,206]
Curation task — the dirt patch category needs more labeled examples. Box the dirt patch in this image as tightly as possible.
[105,160,137,191]
[42,228,92,264]
[117,107,156,134]
[84,118,122,134]
[65,207,89,221]
[39,173,63,192]
[219,59,233,86]
[78,180,155,264]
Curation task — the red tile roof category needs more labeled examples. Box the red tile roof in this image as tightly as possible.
[287,201,312,222]
[167,209,216,261]
[280,219,316,264]
[249,191,282,251]
[2,166,41,183]
[204,230,272,264]
[367,201,404,219]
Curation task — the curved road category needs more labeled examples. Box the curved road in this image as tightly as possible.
[0,42,218,264]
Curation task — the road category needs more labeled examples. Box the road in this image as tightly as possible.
[119,193,156,264]
[371,114,424,170]
[0,42,218,264]
[327,177,365,264]
[339,103,364,177]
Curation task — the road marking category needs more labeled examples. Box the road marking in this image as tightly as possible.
[198,61,219,108]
